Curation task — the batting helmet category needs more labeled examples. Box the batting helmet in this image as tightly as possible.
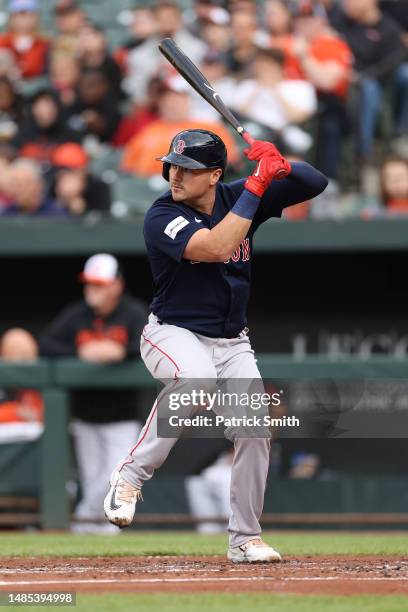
[157,129,227,181]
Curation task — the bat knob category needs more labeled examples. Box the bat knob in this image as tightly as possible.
[276,168,289,180]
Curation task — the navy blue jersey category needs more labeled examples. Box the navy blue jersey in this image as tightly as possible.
[143,162,327,338]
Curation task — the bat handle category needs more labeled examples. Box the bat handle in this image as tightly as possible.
[240,130,289,181]
[241,130,254,146]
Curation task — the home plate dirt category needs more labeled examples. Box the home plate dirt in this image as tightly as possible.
[1,556,408,595]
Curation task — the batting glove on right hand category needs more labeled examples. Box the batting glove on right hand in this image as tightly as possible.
[245,157,292,198]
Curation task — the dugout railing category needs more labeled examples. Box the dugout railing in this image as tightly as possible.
[1,356,408,529]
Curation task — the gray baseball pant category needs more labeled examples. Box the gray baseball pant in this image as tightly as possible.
[118,313,271,548]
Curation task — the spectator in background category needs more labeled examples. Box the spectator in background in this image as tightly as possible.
[186,0,229,35]
[112,76,162,147]
[291,2,353,180]
[264,0,309,79]
[200,13,231,54]
[0,0,49,79]
[0,77,24,143]
[51,142,112,215]
[225,9,259,77]
[66,69,122,144]
[121,78,239,176]
[123,1,207,103]
[380,0,408,42]
[39,254,148,534]
[265,0,293,39]
[288,452,320,478]
[0,143,16,210]
[379,156,408,213]
[229,0,257,15]
[187,0,231,50]
[115,6,157,72]
[0,328,43,443]
[76,23,123,101]
[332,0,408,159]
[233,48,317,154]
[0,159,68,216]
[49,51,80,107]
[53,0,86,57]
[13,89,80,163]
[0,48,19,81]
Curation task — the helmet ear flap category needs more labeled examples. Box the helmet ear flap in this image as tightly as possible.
[162,162,170,181]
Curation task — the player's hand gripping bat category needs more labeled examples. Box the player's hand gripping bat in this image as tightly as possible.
[158,37,289,180]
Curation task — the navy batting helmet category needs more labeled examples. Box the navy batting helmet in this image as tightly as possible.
[157,129,227,181]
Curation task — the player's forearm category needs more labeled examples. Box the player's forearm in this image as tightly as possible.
[208,209,254,261]
[184,189,259,262]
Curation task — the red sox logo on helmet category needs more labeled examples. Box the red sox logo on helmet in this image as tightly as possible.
[175,139,186,154]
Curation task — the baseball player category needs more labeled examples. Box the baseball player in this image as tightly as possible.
[104,129,328,562]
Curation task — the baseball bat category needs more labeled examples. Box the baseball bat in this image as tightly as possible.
[158,37,288,179]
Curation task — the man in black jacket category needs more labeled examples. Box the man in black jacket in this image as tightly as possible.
[40,253,148,533]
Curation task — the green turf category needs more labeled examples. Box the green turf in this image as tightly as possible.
[40,594,408,612]
[1,531,408,557]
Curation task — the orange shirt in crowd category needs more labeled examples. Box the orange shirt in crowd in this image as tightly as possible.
[309,35,352,98]
[0,32,49,78]
[386,199,408,213]
[0,390,44,424]
[270,34,304,80]
[122,120,240,176]
[271,34,352,98]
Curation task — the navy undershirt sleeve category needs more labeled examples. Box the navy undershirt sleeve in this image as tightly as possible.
[253,162,328,227]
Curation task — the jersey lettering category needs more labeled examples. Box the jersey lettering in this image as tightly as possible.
[241,238,251,261]
[231,248,240,262]
[164,216,189,240]
[224,239,251,264]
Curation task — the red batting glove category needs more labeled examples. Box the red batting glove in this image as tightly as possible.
[244,139,283,161]
[245,157,292,197]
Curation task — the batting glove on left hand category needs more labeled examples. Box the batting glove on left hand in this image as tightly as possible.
[244,139,283,162]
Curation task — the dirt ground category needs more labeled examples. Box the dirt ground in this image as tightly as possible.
[1,555,408,595]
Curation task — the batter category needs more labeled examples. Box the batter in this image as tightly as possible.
[104,129,328,562]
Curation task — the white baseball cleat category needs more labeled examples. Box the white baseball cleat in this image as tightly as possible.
[227,538,282,563]
[103,470,142,528]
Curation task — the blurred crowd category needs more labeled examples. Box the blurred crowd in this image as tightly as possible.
[0,0,405,219]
